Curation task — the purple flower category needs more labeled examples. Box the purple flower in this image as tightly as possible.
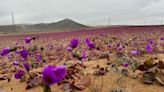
[37,55,42,61]
[85,38,95,49]
[67,47,72,52]
[116,43,120,47]
[23,63,30,71]
[145,45,152,52]
[87,42,95,49]
[108,44,111,48]
[85,38,90,44]
[42,65,67,86]
[15,70,25,79]
[160,38,164,40]
[15,50,19,54]
[24,37,31,43]
[122,62,129,67]
[131,50,139,55]
[82,52,87,60]
[70,38,78,48]
[20,49,28,59]
[148,39,153,44]
[1,47,10,56]
[118,45,123,50]
[13,61,19,65]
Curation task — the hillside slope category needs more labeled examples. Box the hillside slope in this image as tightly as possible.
[0,19,89,33]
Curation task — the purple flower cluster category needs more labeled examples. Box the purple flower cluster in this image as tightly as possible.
[15,70,25,79]
[20,49,28,59]
[145,45,152,52]
[148,39,154,44]
[42,65,67,86]
[24,37,31,43]
[23,63,30,71]
[1,47,10,56]
[70,38,78,48]
[85,38,95,49]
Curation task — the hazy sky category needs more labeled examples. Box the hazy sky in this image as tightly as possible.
[0,0,164,25]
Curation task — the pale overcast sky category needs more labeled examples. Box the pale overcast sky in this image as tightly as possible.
[0,0,164,25]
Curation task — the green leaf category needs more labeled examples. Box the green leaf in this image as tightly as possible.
[42,85,51,92]
[20,76,26,83]
[143,72,155,84]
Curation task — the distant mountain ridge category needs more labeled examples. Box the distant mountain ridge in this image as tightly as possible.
[0,19,89,33]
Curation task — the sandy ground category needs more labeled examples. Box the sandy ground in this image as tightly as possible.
[0,54,163,92]
[0,26,163,92]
